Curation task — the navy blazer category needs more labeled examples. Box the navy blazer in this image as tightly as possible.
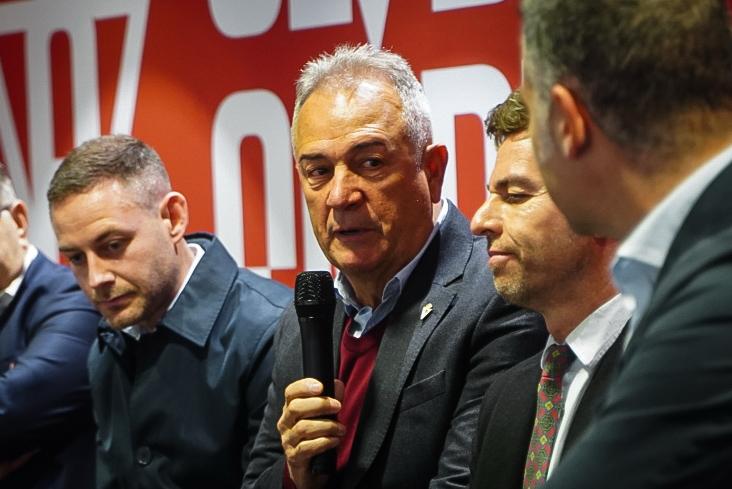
[469,330,625,489]
[0,251,99,489]
[544,159,732,488]
[90,233,290,489]
[243,203,547,489]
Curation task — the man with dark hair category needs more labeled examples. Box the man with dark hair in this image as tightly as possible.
[468,90,629,489]
[48,135,290,489]
[244,44,546,489]
[0,164,99,489]
[520,0,732,487]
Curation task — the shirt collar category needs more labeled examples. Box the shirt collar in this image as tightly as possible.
[1,244,38,300]
[615,142,732,271]
[122,242,205,341]
[612,143,732,326]
[335,199,448,337]
[542,294,630,370]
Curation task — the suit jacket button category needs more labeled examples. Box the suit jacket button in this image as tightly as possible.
[136,446,152,466]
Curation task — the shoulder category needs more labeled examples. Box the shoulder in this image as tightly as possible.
[234,268,291,310]
[17,251,98,323]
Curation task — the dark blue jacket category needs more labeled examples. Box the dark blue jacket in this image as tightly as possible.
[0,251,99,489]
[90,233,290,489]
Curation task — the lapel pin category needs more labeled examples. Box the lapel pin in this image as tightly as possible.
[420,303,433,321]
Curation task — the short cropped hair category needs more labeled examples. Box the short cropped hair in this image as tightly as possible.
[0,164,17,208]
[485,90,529,148]
[47,135,171,209]
[521,0,732,157]
[292,44,433,164]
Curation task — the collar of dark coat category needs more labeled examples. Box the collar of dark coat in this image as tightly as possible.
[431,200,474,287]
[96,233,238,353]
[658,159,732,284]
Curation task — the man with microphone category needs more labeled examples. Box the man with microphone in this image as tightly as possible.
[244,44,546,489]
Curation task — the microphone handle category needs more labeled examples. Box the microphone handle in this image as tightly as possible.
[299,316,336,475]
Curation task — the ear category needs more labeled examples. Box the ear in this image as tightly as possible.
[8,200,29,241]
[159,192,189,244]
[549,84,589,159]
[422,143,448,204]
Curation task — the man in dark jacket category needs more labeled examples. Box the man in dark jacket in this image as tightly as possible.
[47,135,290,489]
[1,163,99,489]
[243,44,546,489]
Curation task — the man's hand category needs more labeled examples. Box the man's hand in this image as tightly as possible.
[277,378,345,489]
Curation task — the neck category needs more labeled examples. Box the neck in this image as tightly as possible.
[616,123,732,238]
[541,274,617,344]
[137,239,195,332]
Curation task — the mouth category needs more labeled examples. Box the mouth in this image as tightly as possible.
[96,292,134,310]
[488,249,515,267]
[332,227,375,240]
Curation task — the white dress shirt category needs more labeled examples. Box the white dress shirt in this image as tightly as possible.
[544,294,632,477]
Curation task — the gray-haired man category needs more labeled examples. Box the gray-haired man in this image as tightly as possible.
[243,44,546,489]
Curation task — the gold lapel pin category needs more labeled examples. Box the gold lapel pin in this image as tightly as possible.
[420,303,433,321]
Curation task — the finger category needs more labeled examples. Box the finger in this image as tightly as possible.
[281,418,346,450]
[284,378,323,403]
[284,435,343,468]
[278,395,341,432]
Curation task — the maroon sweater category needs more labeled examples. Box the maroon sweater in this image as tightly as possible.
[283,317,387,487]
[336,318,387,470]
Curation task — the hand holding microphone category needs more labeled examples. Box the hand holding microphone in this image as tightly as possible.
[277,271,344,489]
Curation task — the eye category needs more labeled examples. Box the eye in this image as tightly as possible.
[67,253,86,267]
[304,164,333,185]
[362,158,383,169]
[100,238,128,258]
[503,192,532,204]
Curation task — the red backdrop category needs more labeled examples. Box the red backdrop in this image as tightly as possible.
[0,0,521,286]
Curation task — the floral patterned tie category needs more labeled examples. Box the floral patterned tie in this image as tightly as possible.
[522,343,575,488]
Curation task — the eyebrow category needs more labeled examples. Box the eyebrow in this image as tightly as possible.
[491,175,541,192]
[298,140,389,167]
[58,229,126,253]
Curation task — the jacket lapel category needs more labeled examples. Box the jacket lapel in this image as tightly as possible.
[339,202,472,488]
[563,327,626,453]
[633,160,732,347]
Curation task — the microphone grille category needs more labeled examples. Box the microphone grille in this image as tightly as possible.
[294,271,335,306]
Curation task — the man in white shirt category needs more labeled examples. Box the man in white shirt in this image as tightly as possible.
[468,90,630,489]
[520,0,732,487]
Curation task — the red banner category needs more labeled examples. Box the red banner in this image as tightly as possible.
[0,0,520,286]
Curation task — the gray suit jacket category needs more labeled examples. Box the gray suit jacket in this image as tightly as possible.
[243,203,546,489]
[469,330,625,489]
[544,160,732,488]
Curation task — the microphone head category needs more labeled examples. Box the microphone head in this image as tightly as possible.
[294,271,335,316]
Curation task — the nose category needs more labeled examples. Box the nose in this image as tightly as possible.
[326,166,363,209]
[86,254,115,289]
[470,195,503,240]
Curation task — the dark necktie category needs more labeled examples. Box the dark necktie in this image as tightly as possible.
[522,343,575,488]
[0,292,13,317]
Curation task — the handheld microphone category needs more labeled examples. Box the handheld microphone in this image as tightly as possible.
[294,271,336,475]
